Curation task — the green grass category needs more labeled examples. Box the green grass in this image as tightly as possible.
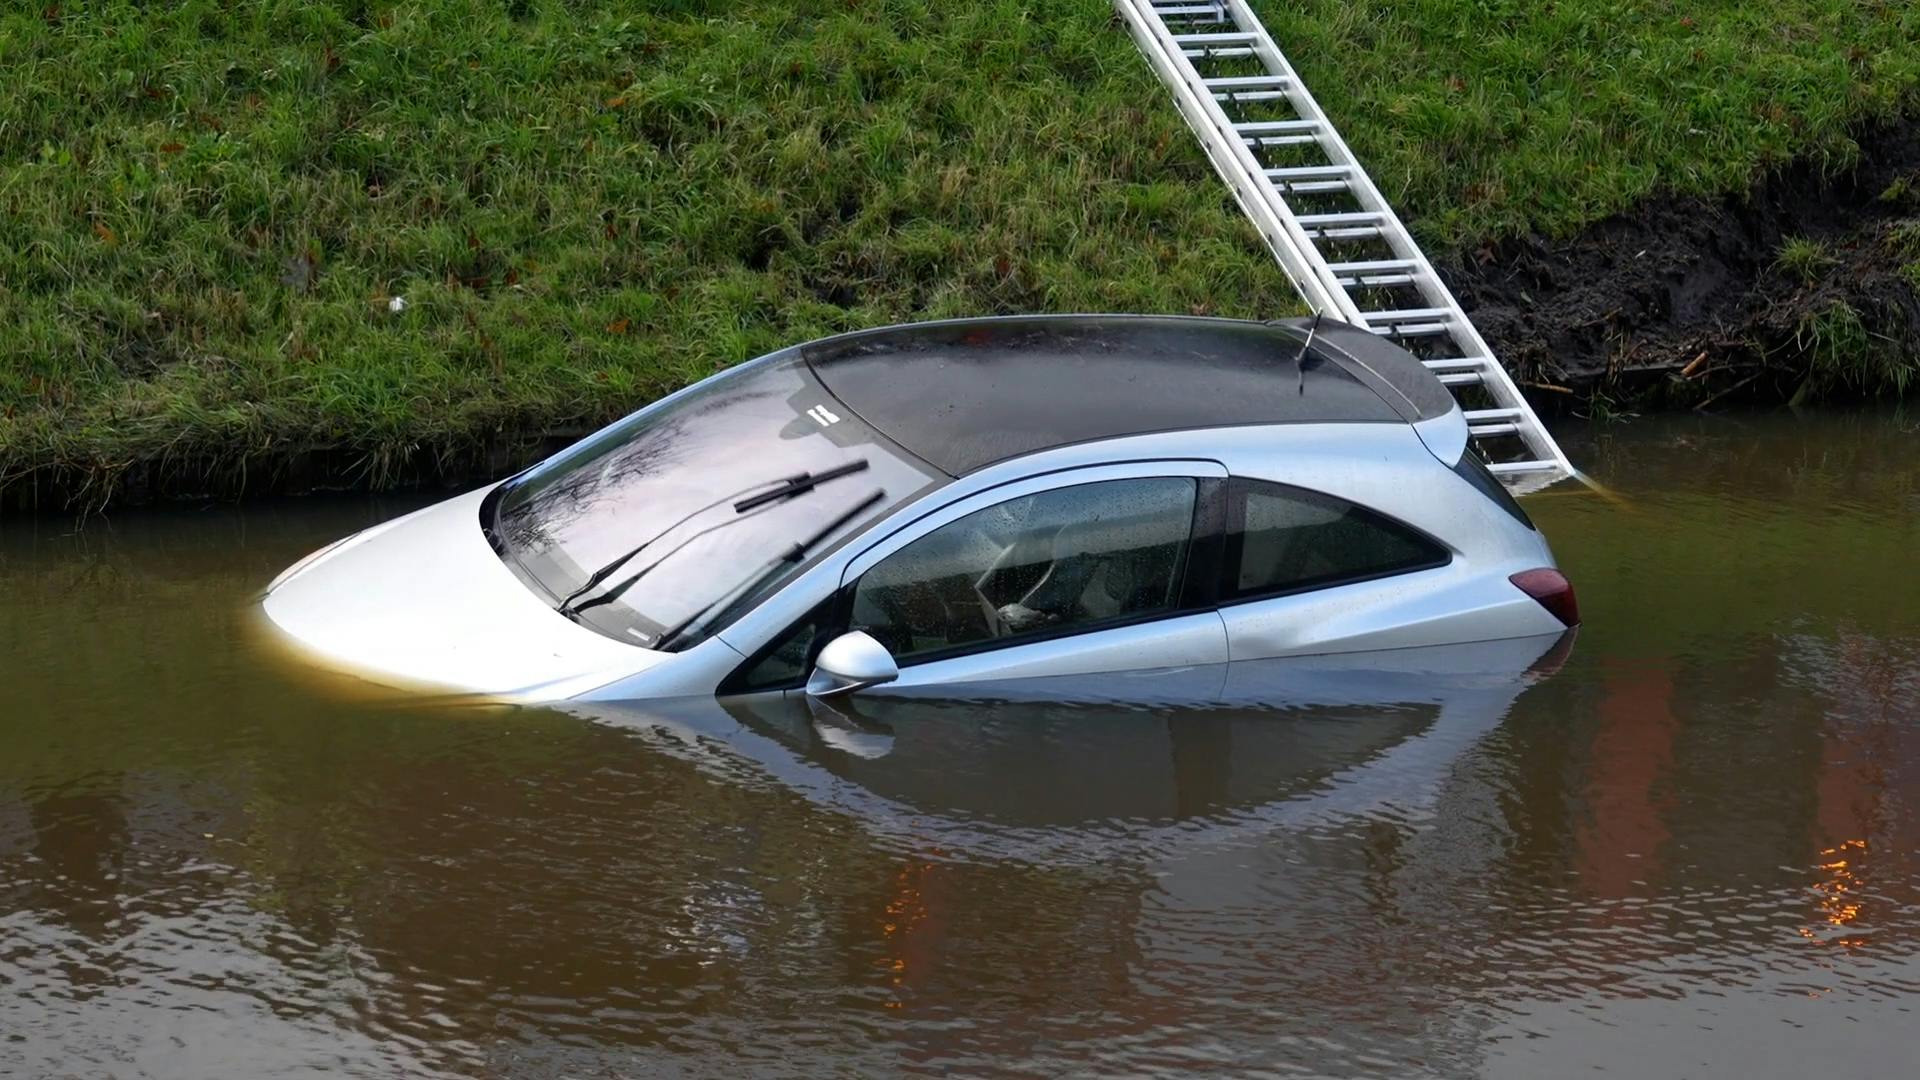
[2,0,1916,498]
[1775,236,1838,285]
[1794,299,1916,396]
[1887,220,1920,292]
[1889,219,1920,258]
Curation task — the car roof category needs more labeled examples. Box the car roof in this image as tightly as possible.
[800,314,1457,476]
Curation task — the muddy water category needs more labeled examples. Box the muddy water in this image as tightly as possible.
[3,410,1918,1078]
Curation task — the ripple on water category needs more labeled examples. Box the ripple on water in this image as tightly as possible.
[6,413,1920,1076]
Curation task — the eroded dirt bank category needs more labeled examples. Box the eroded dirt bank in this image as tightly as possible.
[1446,119,1920,412]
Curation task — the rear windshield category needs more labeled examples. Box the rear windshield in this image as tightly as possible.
[489,355,941,651]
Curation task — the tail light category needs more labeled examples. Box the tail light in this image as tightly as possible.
[1510,568,1580,627]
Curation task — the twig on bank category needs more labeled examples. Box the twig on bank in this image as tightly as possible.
[1694,370,1764,411]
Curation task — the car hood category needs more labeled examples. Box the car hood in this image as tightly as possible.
[260,487,665,698]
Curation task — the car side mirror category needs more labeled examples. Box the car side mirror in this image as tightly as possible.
[806,631,898,698]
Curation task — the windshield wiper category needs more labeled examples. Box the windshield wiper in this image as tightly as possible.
[650,487,887,652]
[567,505,779,618]
[557,459,868,618]
[733,459,868,513]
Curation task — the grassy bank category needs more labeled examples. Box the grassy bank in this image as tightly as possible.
[2,0,1916,506]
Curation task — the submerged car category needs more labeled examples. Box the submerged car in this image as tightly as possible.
[569,632,1576,862]
[262,314,1578,702]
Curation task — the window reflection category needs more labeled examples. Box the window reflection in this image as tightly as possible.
[851,478,1197,661]
[493,358,939,649]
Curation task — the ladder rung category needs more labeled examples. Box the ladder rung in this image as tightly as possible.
[1295,211,1384,226]
[1423,356,1490,372]
[1275,179,1346,193]
[1487,460,1560,475]
[1237,121,1319,147]
[1328,259,1416,273]
[1467,406,1526,438]
[1265,166,1350,180]
[1234,121,1318,135]
[1204,75,1289,90]
[1304,225,1382,240]
[1207,75,1287,102]
[1264,165,1351,193]
[1152,1,1224,14]
[1175,32,1257,56]
[1380,322,1451,338]
[1335,273,1415,287]
[1295,211,1385,240]
[1171,31,1258,44]
[1362,307,1451,326]
[1437,372,1483,387]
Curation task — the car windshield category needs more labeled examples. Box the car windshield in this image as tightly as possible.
[489,354,942,651]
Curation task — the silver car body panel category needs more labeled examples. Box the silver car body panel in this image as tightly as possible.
[563,632,1574,865]
[264,404,1563,702]
[877,613,1230,691]
[261,486,680,698]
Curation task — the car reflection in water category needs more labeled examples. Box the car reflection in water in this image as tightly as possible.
[566,631,1575,866]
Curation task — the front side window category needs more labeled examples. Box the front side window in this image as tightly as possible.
[1226,481,1448,601]
[851,477,1197,662]
[488,356,940,650]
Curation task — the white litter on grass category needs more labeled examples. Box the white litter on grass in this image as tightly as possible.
[388,296,408,313]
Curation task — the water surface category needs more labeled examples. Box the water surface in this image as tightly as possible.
[4,410,1918,1077]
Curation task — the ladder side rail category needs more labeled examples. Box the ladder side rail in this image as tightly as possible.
[1216,0,1573,476]
[1114,0,1353,320]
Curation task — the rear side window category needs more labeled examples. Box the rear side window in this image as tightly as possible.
[1452,451,1535,530]
[1224,480,1448,601]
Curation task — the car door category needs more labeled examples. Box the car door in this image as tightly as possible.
[837,461,1230,695]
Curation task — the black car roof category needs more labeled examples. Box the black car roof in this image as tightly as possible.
[800,314,1456,476]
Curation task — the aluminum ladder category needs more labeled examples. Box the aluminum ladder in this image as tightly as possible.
[1114,0,1575,492]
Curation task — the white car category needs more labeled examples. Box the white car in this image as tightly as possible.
[262,315,1578,702]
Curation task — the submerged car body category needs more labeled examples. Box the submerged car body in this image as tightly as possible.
[567,631,1577,861]
[262,314,1577,702]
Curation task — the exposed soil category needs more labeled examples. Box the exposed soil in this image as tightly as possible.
[1444,118,1920,412]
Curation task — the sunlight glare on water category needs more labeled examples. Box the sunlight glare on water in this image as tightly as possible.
[2,409,1917,1077]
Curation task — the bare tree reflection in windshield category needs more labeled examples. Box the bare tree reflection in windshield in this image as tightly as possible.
[652,488,888,651]
[496,410,696,559]
[490,356,940,649]
[558,460,870,618]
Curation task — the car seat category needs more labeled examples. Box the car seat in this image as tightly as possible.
[999,518,1104,631]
